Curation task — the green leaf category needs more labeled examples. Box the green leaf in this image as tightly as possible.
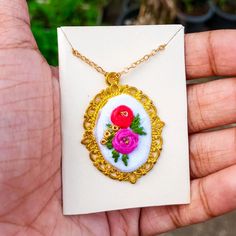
[112,150,120,162]
[130,114,147,135]
[106,123,112,128]
[130,114,140,128]
[122,154,129,166]
[132,127,146,135]
[106,140,113,149]
[105,131,114,149]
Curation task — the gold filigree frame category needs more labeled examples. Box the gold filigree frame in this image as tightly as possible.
[81,84,164,184]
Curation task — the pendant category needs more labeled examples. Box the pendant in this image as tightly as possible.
[81,72,164,183]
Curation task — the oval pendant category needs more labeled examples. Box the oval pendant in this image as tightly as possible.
[81,84,164,184]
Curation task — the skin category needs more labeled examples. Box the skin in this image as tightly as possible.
[0,0,236,235]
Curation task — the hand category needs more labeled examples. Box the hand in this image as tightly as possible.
[0,1,236,235]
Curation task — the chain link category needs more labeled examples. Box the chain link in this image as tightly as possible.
[120,44,166,75]
[61,26,183,78]
[72,49,107,75]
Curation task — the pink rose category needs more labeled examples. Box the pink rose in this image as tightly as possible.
[112,129,139,154]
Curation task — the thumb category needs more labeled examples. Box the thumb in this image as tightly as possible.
[0,0,37,49]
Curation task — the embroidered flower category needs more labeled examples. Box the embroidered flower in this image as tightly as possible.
[111,105,134,128]
[101,105,146,166]
[112,129,139,155]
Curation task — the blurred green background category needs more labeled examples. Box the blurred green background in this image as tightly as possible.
[28,0,108,65]
[28,0,236,66]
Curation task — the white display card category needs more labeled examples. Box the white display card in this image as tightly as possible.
[58,25,190,215]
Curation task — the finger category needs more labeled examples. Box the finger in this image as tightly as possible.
[188,78,236,133]
[140,165,236,235]
[190,127,236,178]
[0,0,37,49]
[50,66,59,80]
[185,30,236,78]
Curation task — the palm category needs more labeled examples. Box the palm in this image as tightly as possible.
[0,1,236,235]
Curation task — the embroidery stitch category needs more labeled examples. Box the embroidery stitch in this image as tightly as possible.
[81,84,164,183]
[101,105,146,166]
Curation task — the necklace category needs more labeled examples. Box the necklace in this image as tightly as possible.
[61,26,183,184]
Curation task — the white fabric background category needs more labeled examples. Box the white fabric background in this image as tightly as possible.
[95,94,152,172]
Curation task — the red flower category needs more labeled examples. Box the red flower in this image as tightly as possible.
[111,105,134,128]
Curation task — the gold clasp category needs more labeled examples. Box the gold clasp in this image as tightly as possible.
[105,72,120,86]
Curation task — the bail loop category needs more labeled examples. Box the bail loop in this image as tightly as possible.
[105,72,120,86]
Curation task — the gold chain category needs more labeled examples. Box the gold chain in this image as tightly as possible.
[71,48,107,75]
[61,26,184,78]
